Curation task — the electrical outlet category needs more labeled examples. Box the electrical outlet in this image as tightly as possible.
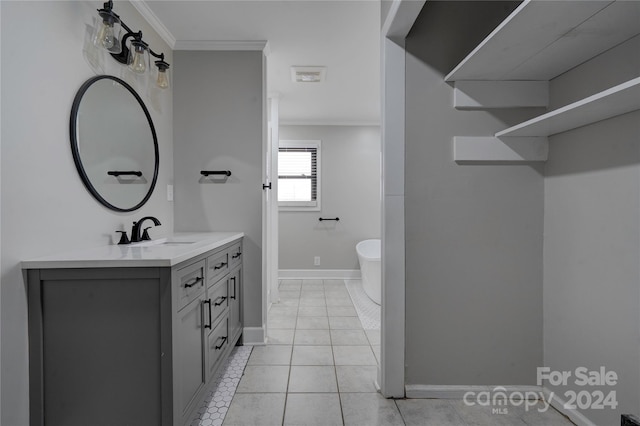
[314,256,320,266]
[167,184,174,201]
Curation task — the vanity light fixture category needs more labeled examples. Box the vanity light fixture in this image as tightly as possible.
[92,0,170,89]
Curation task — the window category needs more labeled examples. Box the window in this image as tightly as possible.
[278,140,321,210]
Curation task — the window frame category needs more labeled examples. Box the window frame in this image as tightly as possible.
[278,140,321,211]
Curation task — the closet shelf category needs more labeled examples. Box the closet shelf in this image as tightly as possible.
[496,77,640,138]
[445,0,640,82]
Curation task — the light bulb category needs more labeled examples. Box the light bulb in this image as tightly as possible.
[130,46,147,74]
[94,8,121,53]
[156,69,169,89]
[98,22,116,50]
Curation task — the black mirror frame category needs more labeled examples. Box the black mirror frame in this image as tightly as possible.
[69,75,159,212]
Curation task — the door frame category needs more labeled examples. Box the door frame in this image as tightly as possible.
[379,0,425,398]
[267,94,280,309]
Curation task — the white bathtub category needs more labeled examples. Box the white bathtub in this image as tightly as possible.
[356,239,381,305]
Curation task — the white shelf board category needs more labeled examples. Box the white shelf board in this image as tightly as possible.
[454,137,548,163]
[496,78,640,138]
[446,0,640,81]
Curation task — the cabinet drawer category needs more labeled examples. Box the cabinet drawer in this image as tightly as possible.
[207,251,229,284]
[228,241,243,268]
[207,317,229,378]
[207,278,228,325]
[177,260,205,311]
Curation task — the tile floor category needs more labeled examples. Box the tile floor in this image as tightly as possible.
[191,346,253,426]
[222,279,576,426]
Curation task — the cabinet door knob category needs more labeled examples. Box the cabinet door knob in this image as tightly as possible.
[214,296,227,306]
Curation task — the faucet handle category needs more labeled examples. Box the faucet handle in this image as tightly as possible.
[116,231,130,245]
[141,227,153,241]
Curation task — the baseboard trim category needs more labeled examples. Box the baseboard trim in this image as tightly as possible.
[405,385,542,399]
[242,327,265,345]
[278,269,361,280]
[542,387,597,426]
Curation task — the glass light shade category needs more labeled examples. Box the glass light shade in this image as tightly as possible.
[128,40,149,74]
[155,62,170,89]
[93,10,122,54]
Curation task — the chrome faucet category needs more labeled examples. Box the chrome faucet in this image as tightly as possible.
[131,216,161,242]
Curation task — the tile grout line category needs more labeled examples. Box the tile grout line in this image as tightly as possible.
[326,280,348,426]
[282,281,301,426]
[394,399,408,426]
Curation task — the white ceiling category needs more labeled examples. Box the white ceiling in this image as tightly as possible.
[139,0,381,125]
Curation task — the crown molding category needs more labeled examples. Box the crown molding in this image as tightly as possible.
[129,1,176,49]
[174,40,269,52]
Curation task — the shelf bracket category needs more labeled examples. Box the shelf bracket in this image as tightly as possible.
[453,136,548,163]
[453,81,549,110]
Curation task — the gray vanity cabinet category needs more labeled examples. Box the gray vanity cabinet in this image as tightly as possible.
[26,238,243,426]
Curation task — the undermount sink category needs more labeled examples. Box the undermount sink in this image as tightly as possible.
[130,238,197,247]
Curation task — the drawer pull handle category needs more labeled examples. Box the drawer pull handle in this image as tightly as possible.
[214,296,227,306]
[215,336,228,350]
[203,299,212,329]
[232,252,242,259]
[213,262,227,270]
[230,276,237,300]
[184,276,203,288]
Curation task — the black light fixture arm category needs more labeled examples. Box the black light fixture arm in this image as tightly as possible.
[150,50,164,60]
[120,17,133,34]
[110,30,141,65]
[100,0,169,68]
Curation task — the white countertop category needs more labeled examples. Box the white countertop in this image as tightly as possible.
[21,232,244,269]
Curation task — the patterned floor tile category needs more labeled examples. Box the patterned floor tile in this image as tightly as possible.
[191,345,253,426]
[345,280,380,330]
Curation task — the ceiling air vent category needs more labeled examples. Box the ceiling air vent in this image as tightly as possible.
[291,66,327,83]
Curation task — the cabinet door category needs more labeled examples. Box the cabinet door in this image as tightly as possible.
[35,274,163,426]
[228,266,242,341]
[176,294,206,417]
[207,317,229,379]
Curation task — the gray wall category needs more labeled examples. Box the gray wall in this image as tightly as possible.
[173,50,264,328]
[278,125,381,271]
[0,2,174,424]
[404,1,544,386]
[544,35,640,426]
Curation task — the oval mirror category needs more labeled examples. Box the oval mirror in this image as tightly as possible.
[70,75,159,212]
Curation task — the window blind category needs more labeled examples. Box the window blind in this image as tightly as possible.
[278,147,317,202]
